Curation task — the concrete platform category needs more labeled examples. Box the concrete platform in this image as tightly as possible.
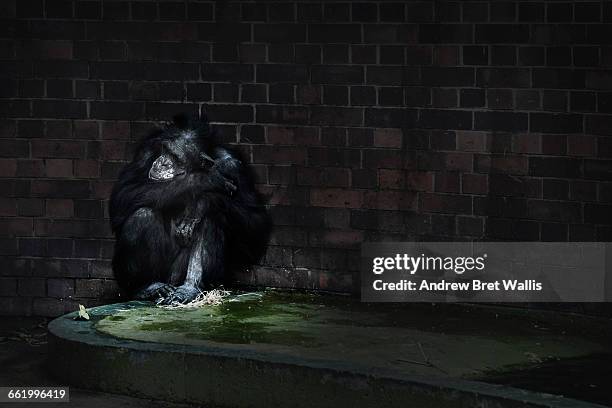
[47,290,612,408]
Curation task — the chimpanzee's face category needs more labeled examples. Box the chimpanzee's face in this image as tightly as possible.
[162,129,212,170]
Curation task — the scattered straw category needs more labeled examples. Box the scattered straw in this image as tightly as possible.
[156,288,230,309]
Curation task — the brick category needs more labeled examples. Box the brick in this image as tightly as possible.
[542,90,567,112]
[32,180,89,198]
[405,171,434,191]
[31,141,85,158]
[365,108,417,128]
[215,83,240,103]
[367,66,419,86]
[529,200,581,223]
[365,24,417,44]
[322,85,347,106]
[435,172,460,193]
[373,129,402,148]
[476,154,529,175]
[463,46,488,65]
[18,278,46,297]
[257,105,308,125]
[533,24,585,45]
[491,2,516,22]
[297,3,322,22]
[378,45,403,65]
[419,109,472,130]
[519,46,545,66]
[0,100,28,118]
[459,89,485,108]
[419,24,472,43]
[253,146,306,165]
[0,218,33,236]
[309,148,360,168]
[202,63,253,82]
[512,134,541,154]
[47,278,75,298]
[421,193,472,214]
[379,87,405,106]
[17,198,43,217]
[529,157,582,178]
[323,3,350,22]
[378,169,404,189]
[489,174,541,198]
[530,113,583,134]
[257,65,308,83]
[312,66,363,84]
[519,3,544,22]
[462,173,488,195]
[568,134,597,157]
[351,45,376,64]
[486,218,539,240]
[269,3,295,22]
[91,102,145,120]
[363,191,416,211]
[310,107,362,126]
[19,237,46,256]
[309,24,361,43]
[0,278,17,296]
[533,68,585,89]
[75,279,119,298]
[475,112,528,132]
[457,216,484,237]
[74,121,99,139]
[457,131,486,152]
[574,47,600,67]
[16,160,44,177]
[476,68,530,88]
[436,46,461,68]
[322,44,349,64]
[575,3,601,22]
[491,46,516,65]
[255,24,306,42]
[267,126,318,146]
[349,86,374,106]
[547,46,571,66]
[476,24,530,43]
[17,0,43,18]
[311,189,363,209]
[45,159,73,177]
[516,90,541,110]
[0,198,16,216]
[421,67,473,87]
[457,2,483,21]
[294,45,321,64]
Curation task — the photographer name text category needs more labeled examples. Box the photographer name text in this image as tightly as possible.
[372,279,543,292]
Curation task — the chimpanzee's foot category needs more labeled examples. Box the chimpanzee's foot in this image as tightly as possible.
[158,284,200,305]
[134,282,176,300]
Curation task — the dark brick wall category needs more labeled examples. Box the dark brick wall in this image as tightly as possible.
[1,0,611,316]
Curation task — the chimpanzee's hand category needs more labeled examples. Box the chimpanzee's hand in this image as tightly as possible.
[175,218,199,247]
[213,155,242,181]
[209,170,237,196]
[158,284,200,305]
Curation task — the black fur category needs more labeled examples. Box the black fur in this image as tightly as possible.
[109,114,270,303]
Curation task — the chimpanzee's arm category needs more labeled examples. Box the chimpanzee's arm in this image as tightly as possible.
[210,148,269,228]
[110,149,234,233]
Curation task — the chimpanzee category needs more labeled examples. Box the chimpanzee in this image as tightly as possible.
[109,114,270,304]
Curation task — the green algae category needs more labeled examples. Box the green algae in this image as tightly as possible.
[94,290,611,379]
